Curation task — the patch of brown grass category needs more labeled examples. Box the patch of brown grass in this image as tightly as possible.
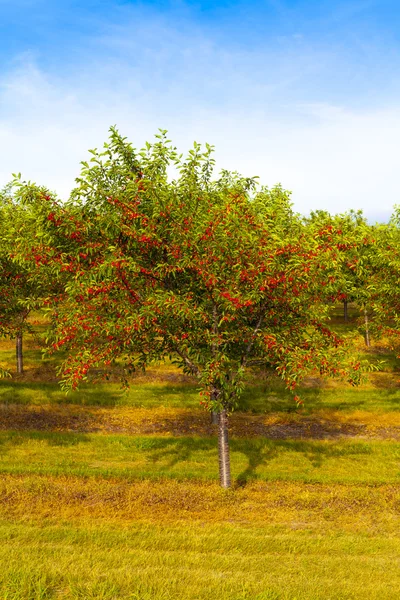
[1,403,399,439]
[1,474,400,534]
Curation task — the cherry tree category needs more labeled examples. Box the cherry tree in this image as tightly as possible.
[13,129,362,487]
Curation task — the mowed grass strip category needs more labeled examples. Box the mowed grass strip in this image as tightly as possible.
[0,431,399,484]
[1,480,400,600]
[2,523,400,600]
[0,378,201,409]
[2,371,400,412]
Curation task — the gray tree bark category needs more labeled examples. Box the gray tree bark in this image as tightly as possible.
[217,409,231,488]
[343,299,348,322]
[16,332,23,374]
[364,307,370,347]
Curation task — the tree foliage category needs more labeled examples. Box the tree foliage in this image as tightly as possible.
[13,129,362,395]
[10,128,367,485]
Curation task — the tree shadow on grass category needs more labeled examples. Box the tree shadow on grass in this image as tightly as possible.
[0,379,200,409]
[0,431,376,484]
[232,438,373,487]
[0,379,121,407]
[369,373,400,390]
[241,380,400,414]
[144,436,217,472]
[0,430,90,449]
[233,439,279,487]
[111,436,375,485]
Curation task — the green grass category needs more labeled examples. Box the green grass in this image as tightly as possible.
[2,519,400,599]
[2,376,400,413]
[2,305,400,415]
[0,379,201,408]
[0,431,398,485]
[240,384,400,413]
[1,306,400,598]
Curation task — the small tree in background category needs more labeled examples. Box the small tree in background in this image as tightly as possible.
[0,184,64,375]
[12,129,363,487]
[0,186,36,374]
[368,212,400,351]
[304,209,377,345]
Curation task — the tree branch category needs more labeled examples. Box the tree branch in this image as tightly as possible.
[241,305,267,368]
[212,302,218,358]
[174,346,201,376]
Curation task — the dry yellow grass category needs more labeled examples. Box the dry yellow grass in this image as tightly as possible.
[0,403,399,439]
[1,474,400,534]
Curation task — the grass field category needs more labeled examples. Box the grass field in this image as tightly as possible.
[1,309,400,599]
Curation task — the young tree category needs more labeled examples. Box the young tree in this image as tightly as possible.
[0,184,63,375]
[366,214,400,349]
[304,209,377,344]
[0,187,35,374]
[13,129,362,487]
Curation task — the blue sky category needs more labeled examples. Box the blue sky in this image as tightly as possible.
[1,0,400,220]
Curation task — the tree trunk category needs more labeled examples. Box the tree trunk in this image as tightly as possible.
[364,307,370,347]
[211,411,219,425]
[16,332,23,374]
[217,409,231,488]
[343,299,348,322]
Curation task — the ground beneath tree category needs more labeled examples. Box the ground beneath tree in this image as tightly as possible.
[1,404,399,440]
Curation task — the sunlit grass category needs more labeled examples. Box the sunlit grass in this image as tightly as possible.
[2,372,400,413]
[1,306,400,598]
[1,511,400,599]
[2,475,400,598]
[0,379,202,410]
[0,430,398,484]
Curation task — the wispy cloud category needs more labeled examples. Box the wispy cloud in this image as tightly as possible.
[1,1,400,221]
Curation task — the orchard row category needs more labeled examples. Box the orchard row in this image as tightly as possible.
[1,128,399,486]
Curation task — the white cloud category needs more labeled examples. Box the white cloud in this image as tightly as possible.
[1,53,399,222]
